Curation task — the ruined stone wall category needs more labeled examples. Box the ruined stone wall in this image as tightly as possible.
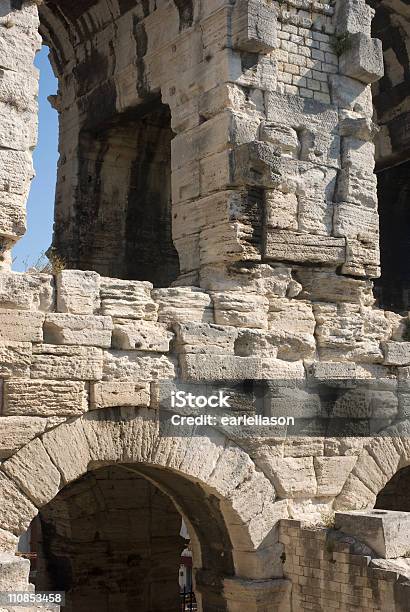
[280,518,410,612]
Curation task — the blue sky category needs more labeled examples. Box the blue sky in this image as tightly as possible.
[12,46,58,271]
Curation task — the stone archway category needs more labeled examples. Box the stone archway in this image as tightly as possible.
[335,422,410,511]
[0,407,288,611]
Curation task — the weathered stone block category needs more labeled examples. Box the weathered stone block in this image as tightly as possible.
[259,123,299,157]
[112,319,172,352]
[212,291,269,329]
[336,0,374,36]
[340,33,384,84]
[264,231,346,266]
[180,354,305,381]
[333,202,378,242]
[30,345,103,381]
[0,272,53,311]
[3,380,88,416]
[2,438,60,507]
[174,322,237,354]
[90,381,150,409]
[383,342,410,366]
[264,457,317,498]
[152,287,213,324]
[264,190,298,230]
[199,221,261,266]
[328,75,372,115]
[103,351,176,382]
[314,456,357,496]
[234,329,278,358]
[0,343,31,378]
[0,310,44,342]
[0,529,18,554]
[57,270,100,315]
[44,313,113,348]
[0,417,47,459]
[267,298,316,360]
[0,472,37,535]
[295,268,374,305]
[231,0,277,53]
[100,278,158,320]
[335,511,410,558]
[0,553,30,590]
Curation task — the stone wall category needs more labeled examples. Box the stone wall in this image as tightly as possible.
[280,518,410,611]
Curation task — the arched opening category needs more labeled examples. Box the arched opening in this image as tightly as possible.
[370,0,410,312]
[11,44,58,272]
[37,1,181,286]
[375,465,410,512]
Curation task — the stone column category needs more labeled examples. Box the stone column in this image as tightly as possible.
[0,1,41,269]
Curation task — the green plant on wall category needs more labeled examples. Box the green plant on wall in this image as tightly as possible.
[331,32,351,57]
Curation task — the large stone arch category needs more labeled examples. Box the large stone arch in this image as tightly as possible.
[0,407,288,610]
[335,422,410,510]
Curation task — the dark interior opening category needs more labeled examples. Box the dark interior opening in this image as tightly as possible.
[375,465,410,511]
[54,99,180,287]
[373,161,410,313]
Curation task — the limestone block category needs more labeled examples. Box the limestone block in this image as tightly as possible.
[314,303,389,363]
[0,343,31,378]
[30,345,103,381]
[112,319,172,352]
[0,18,40,74]
[264,457,317,498]
[41,418,92,485]
[174,322,237,354]
[0,553,30,590]
[298,128,341,170]
[212,291,269,329]
[173,191,253,240]
[333,202,379,242]
[44,313,113,348]
[0,101,36,151]
[267,298,316,360]
[314,456,357,496]
[231,141,281,189]
[265,92,339,133]
[264,190,298,230]
[328,75,372,115]
[295,269,374,306]
[0,472,37,535]
[180,354,305,381]
[90,381,150,409]
[297,197,333,236]
[199,221,261,266]
[341,138,375,173]
[336,0,374,36]
[264,231,346,266]
[335,511,410,558]
[335,168,377,208]
[200,263,299,298]
[2,438,60,507]
[0,66,38,114]
[0,417,47,459]
[3,380,88,416]
[0,150,34,196]
[104,351,176,382]
[0,310,44,343]
[231,0,277,53]
[259,123,299,157]
[152,287,213,324]
[343,238,380,278]
[56,270,100,314]
[223,577,291,609]
[339,110,378,141]
[234,329,278,358]
[100,278,158,320]
[0,529,18,554]
[0,192,27,239]
[383,342,410,366]
[340,33,384,84]
[0,272,54,311]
